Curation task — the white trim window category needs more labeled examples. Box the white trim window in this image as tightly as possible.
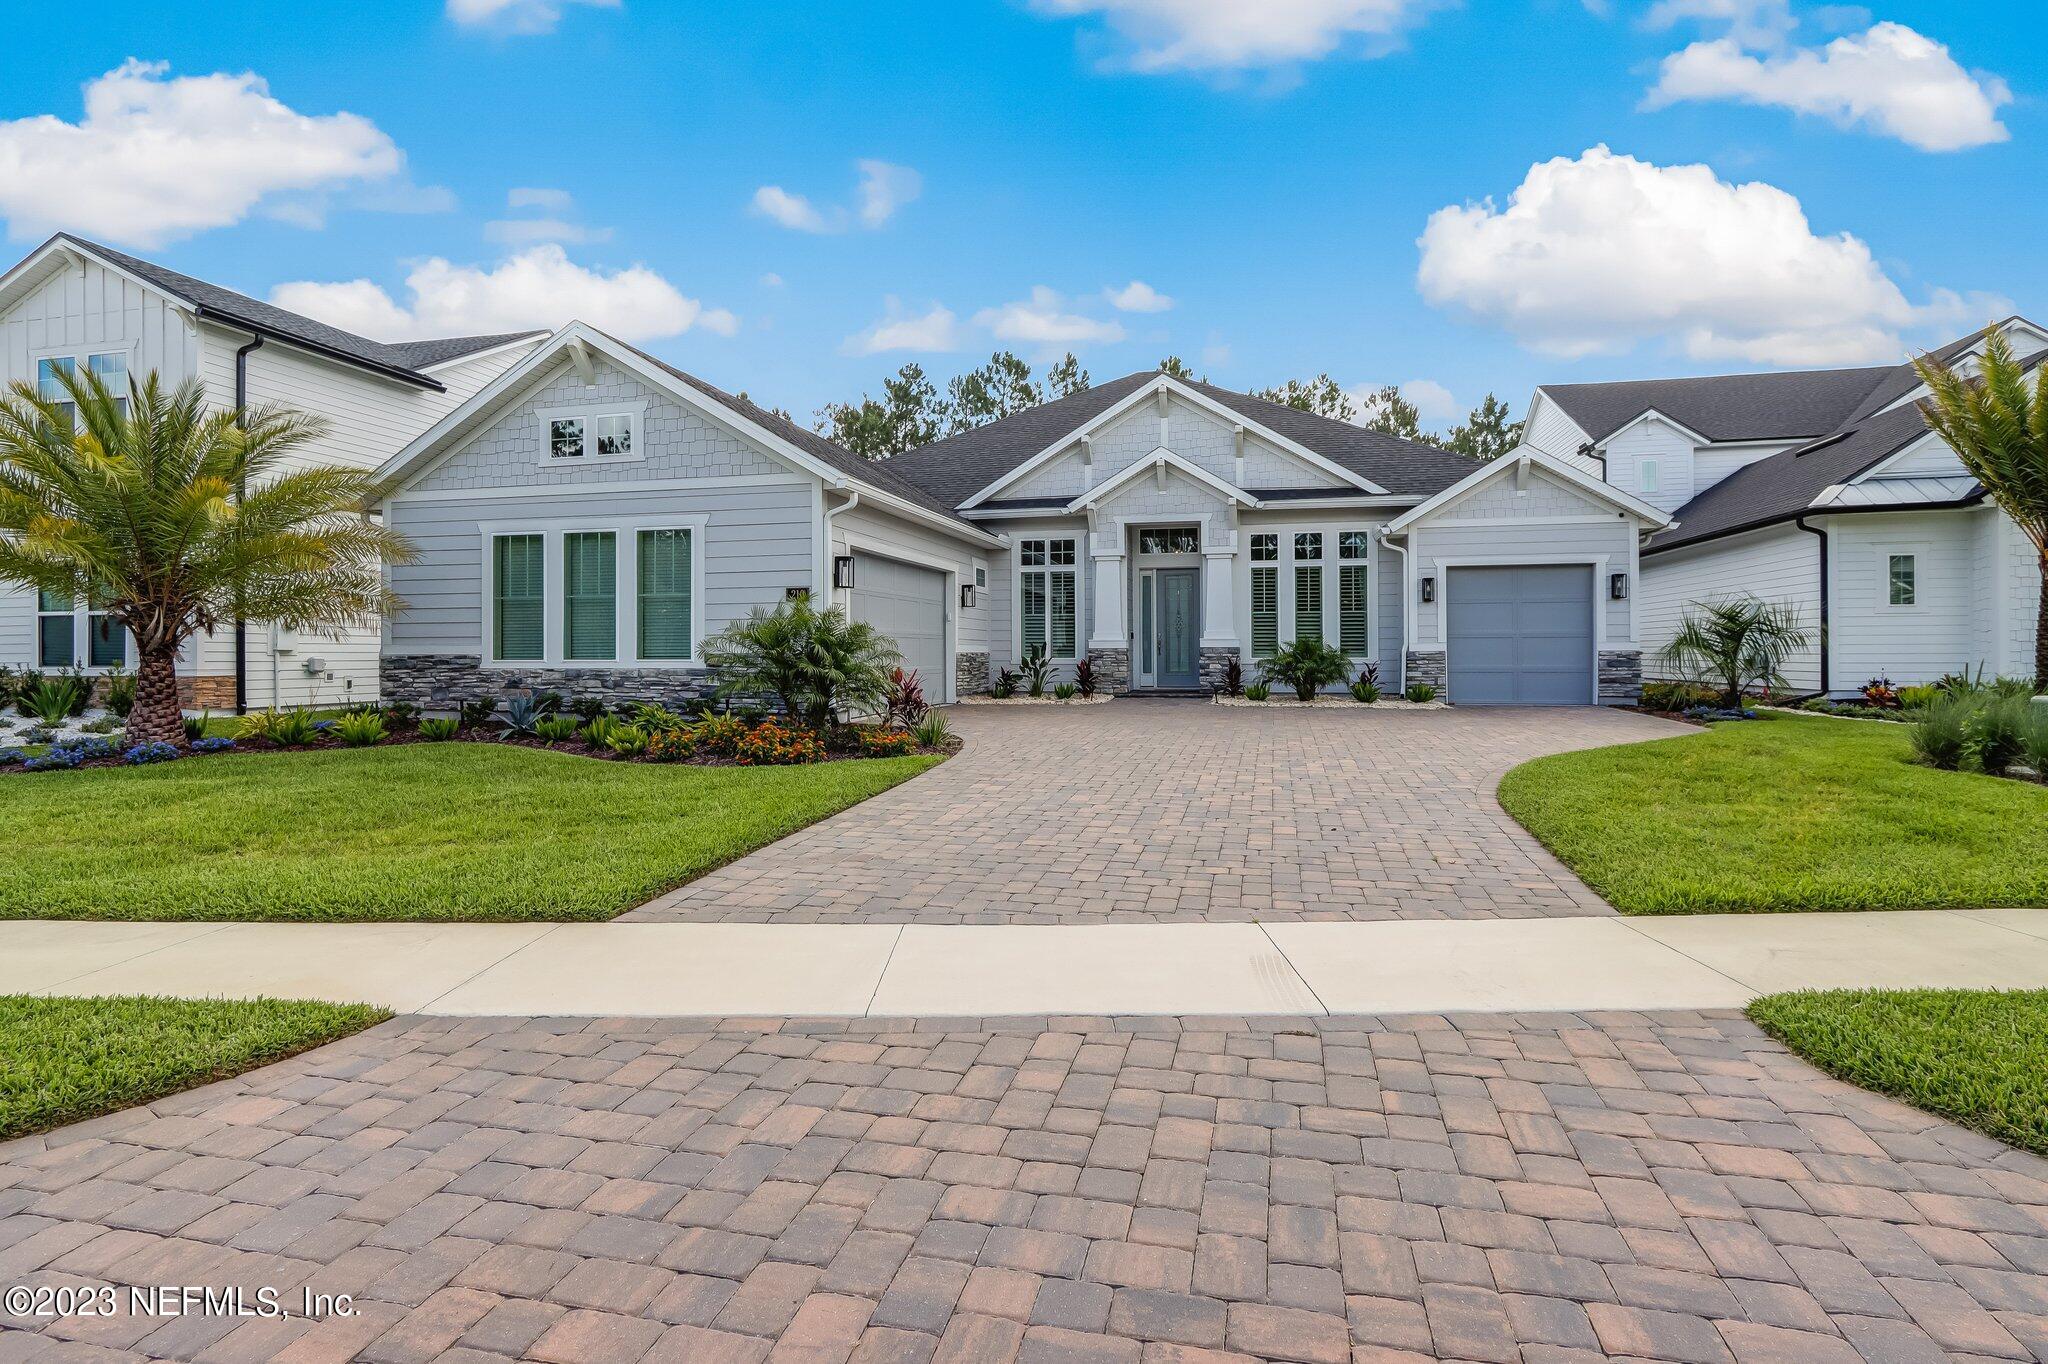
[485,516,706,669]
[1338,530,1371,656]
[1292,532,1324,647]
[1887,552,1917,607]
[538,400,646,466]
[1638,458,1660,494]
[36,351,129,430]
[36,589,127,671]
[1019,537,1078,660]
[491,533,547,662]
[1249,533,1279,658]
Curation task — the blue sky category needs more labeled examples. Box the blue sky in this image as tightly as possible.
[2,0,2037,427]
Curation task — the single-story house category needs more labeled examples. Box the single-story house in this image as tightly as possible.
[372,323,1670,708]
[1522,320,2044,695]
[0,235,543,709]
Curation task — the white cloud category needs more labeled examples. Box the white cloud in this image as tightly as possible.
[974,287,1127,346]
[270,244,734,342]
[751,185,832,233]
[842,301,962,355]
[507,186,573,212]
[855,161,922,228]
[1645,23,2011,152]
[760,272,785,288]
[1644,0,1795,48]
[1106,280,1174,312]
[0,60,405,247]
[446,0,619,35]
[1416,145,1974,367]
[1402,379,1459,422]
[1033,0,1442,73]
[485,188,612,245]
[754,161,922,233]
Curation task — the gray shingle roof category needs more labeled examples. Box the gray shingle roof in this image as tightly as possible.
[55,235,540,390]
[1539,365,1893,445]
[881,372,1480,508]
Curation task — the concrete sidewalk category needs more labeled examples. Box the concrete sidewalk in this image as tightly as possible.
[5,907,2046,1016]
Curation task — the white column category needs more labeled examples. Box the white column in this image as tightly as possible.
[1202,547,1238,647]
[1089,534,1127,650]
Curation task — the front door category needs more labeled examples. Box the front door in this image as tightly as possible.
[1157,568,1200,688]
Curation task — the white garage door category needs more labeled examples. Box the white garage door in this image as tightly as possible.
[848,553,950,703]
[1446,565,1595,706]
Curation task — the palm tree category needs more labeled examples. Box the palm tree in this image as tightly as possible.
[0,367,415,745]
[705,595,897,729]
[1660,596,1811,707]
[1915,324,2048,686]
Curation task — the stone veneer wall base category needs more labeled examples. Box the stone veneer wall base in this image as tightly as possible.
[955,651,990,698]
[1198,648,1238,696]
[1598,649,1644,706]
[1088,647,1132,696]
[1405,650,1447,695]
[383,655,717,711]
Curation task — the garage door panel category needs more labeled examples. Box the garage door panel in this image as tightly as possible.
[848,553,948,703]
[1446,565,1595,706]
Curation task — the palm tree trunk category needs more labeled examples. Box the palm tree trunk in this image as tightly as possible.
[2036,551,2048,689]
[127,642,185,746]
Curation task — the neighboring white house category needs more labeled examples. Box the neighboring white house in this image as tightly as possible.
[0,235,544,711]
[372,324,1670,710]
[1522,320,2045,695]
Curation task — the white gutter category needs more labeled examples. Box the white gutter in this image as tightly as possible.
[1378,528,1410,692]
[820,490,859,602]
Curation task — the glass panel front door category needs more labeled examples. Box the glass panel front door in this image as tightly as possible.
[1158,569,1199,688]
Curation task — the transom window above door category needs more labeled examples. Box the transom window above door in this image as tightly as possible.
[1138,526,1200,555]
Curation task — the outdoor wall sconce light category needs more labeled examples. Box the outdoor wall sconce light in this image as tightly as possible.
[1419,576,1436,603]
[960,584,976,608]
[832,555,856,590]
[1610,572,1629,601]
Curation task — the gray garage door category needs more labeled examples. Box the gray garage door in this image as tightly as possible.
[1446,565,1595,706]
[848,552,949,702]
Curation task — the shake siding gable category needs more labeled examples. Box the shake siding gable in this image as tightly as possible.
[996,394,1347,502]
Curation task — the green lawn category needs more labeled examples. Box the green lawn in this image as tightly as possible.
[1750,989,2048,1155]
[0,744,939,921]
[0,995,389,1140]
[1498,712,2048,914]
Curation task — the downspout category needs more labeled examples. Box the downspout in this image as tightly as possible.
[820,488,858,604]
[1794,514,1830,697]
[232,333,264,714]
[1378,528,1410,692]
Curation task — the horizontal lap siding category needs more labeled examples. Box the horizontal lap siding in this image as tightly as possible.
[1640,527,1821,692]
[1412,520,1636,649]
[831,503,989,656]
[1829,510,1984,688]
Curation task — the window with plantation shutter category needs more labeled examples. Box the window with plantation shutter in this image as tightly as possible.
[493,534,545,661]
[638,529,693,659]
[1050,573,1076,656]
[1017,537,1078,659]
[1294,565,1322,645]
[562,532,617,660]
[1251,566,1278,657]
[1339,565,1369,655]
[1021,571,1047,655]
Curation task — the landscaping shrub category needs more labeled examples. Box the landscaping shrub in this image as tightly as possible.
[2019,704,2048,781]
[1994,675,2041,699]
[884,667,928,728]
[631,702,690,731]
[418,717,460,741]
[1405,683,1439,703]
[695,713,748,757]
[1898,684,1942,710]
[22,748,83,772]
[83,716,120,734]
[334,712,387,748]
[183,712,209,742]
[1222,656,1242,697]
[191,737,235,754]
[61,669,91,716]
[911,711,952,749]
[581,714,625,750]
[991,668,1018,699]
[268,709,321,748]
[22,677,82,726]
[235,710,278,743]
[1075,658,1097,698]
[603,723,650,758]
[0,666,16,710]
[499,695,547,736]
[1910,693,1975,770]
[733,720,823,765]
[707,596,895,730]
[380,701,420,730]
[856,728,919,757]
[1640,681,1719,712]
[1660,596,1809,706]
[0,748,25,766]
[459,696,500,729]
[647,727,698,762]
[1053,682,1078,700]
[1966,695,2030,775]
[103,669,137,718]
[570,696,608,723]
[1260,638,1350,701]
[1350,662,1383,704]
[1860,675,1901,708]
[533,714,580,744]
[1243,682,1270,701]
[1021,646,1052,698]
[123,741,181,765]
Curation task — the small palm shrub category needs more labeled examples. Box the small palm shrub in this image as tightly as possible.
[103,669,138,718]
[884,668,929,728]
[1053,682,1078,701]
[733,719,823,765]
[856,727,919,757]
[603,723,650,757]
[533,714,581,744]
[1660,597,1809,706]
[1405,683,1439,703]
[911,711,953,748]
[1910,693,1975,770]
[1074,657,1097,698]
[1243,682,1271,701]
[1966,696,2030,775]
[334,712,387,747]
[418,716,460,741]
[695,713,748,757]
[647,727,698,762]
[22,677,82,726]
[706,596,896,731]
[1020,647,1052,698]
[1260,638,1350,701]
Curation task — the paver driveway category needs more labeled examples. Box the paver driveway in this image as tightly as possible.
[4,1011,2046,1363]
[626,701,1683,924]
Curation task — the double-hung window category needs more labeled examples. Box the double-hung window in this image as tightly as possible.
[35,590,125,669]
[1292,533,1324,646]
[562,532,617,660]
[1019,537,1078,659]
[637,529,694,660]
[1888,553,1917,607]
[492,534,546,661]
[1338,530,1371,656]
[1250,534,1279,657]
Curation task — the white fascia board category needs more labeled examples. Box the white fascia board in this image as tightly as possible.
[957,374,1383,509]
[1064,447,1260,513]
[1595,406,1710,450]
[1385,446,1671,533]
[856,484,1009,549]
[0,236,197,323]
[1524,389,1591,455]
